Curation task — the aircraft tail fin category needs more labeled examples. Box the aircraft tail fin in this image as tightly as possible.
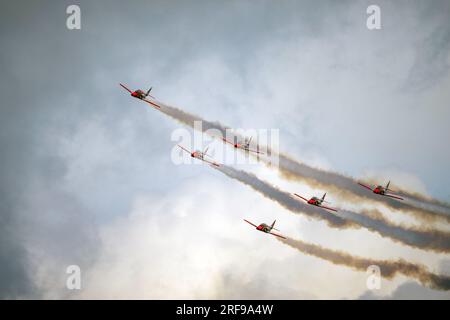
[146,87,152,97]
[270,220,276,230]
[386,180,391,191]
[322,193,327,201]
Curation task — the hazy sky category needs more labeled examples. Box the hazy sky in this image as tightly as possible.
[1,0,449,299]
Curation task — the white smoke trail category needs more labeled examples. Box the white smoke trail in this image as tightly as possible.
[279,237,450,291]
[213,165,450,253]
[153,102,450,224]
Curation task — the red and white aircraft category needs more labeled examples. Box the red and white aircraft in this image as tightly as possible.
[358,180,404,200]
[119,83,161,109]
[223,136,264,154]
[177,145,220,167]
[293,192,338,212]
[243,219,286,239]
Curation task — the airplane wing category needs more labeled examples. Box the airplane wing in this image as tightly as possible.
[143,98,161,109]
[246,148,265,155]
[243,219,258,228]
[202,158,220,167]
[177,145,191,154]
[384,194,404,200]
[358,182,373,191]
[269,231,287,239]
[293,193,309,202]
[119,83,133,93]
[320,205,338,212]
[222,137,236,146]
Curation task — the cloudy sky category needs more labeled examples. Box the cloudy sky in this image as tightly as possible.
[1,0,449,299]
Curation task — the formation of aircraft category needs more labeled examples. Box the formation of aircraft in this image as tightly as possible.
[293,192,338,212]
[223,136,264,154]
[177,144,220,167]
[119,83,406,243]
[243,219,286,239]
[119,83,162,110]
[358,180,404,200]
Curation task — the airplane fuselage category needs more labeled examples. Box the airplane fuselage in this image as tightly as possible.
[373,186,386,195]
[131,90,147,100]
[308,197,323,206]
[256,223,271,233]
[234,143,251,150]
[191,151,205,160]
